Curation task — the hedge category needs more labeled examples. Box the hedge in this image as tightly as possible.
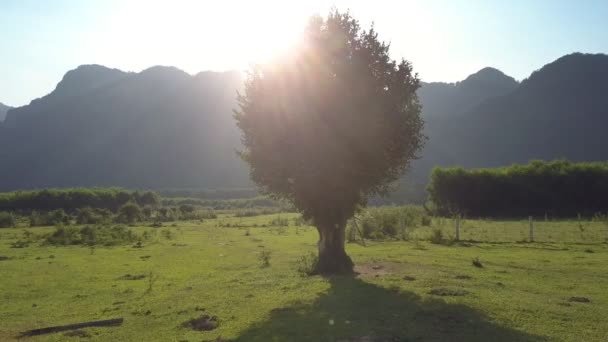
[427,160,608,217]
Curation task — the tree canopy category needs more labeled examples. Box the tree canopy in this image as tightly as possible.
[235,10,424,274]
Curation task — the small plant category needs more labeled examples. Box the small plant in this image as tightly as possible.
[146,271,159,294]
[421,215,432,226]
[244,228,251,236]
[258,249,272,267]
[270,216,289,227]
[161,229,174,240]
[472,257,484,268]
[0,212,16,228]
[296,252,319,276]
[273,226,287,235]
[11,240,29,248]
[429,228,444,244]
[412,240,427,250]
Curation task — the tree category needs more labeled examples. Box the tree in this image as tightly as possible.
[234,10,424,274]
[118,201,142,224]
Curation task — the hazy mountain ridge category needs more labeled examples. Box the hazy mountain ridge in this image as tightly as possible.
[418,67,518,119]
[0,65,247,191]
[429,53,608,168]
[0,102,11,122]
[1,53,607,201]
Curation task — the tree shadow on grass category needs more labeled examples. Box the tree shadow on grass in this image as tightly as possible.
[236,276,547,342]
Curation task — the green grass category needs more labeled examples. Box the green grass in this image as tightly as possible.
[1,214,607,341]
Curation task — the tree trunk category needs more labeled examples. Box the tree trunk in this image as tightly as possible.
[314,222,354,275]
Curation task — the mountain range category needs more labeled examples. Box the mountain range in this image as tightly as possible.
[1,53,607,201]
[0,102,11,122]
[0,65,247,191]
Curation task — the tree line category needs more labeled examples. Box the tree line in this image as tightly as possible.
[0,188,160,213]
[427,160,608,217]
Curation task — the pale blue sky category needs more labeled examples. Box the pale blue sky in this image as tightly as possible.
[1,0,607,107]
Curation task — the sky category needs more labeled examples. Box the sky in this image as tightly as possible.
[1,0,607,107]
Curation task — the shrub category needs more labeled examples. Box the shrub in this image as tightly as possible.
[421,215,432,226]
[29,209,71,227]
[75,207,112,224]
[179,204,196,215]
[45,226,82,245]
[45,225,138,246]
[270,216,289,227]
[0,212,16,228]
[296,252,319,276]
[199,210,217,219]
[51,209,71,225]
[29,211,51,227]
[234,207,279,217]
[11,240,30,248]
[161,229,174,240]
[351,206,425,240]
[429,228,444,244]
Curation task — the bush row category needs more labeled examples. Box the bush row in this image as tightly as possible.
[427,160,608,217]
[1,202,217,228]
[161,196,289,210]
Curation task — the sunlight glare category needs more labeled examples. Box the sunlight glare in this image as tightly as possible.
[99,0,312,73]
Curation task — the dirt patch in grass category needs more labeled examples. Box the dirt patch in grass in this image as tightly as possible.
[429,287,469,296]
[455,274,472,280]
[569,296,591,303]
[354,262,403,278]
[118,274,146,280]
[183,315,218,331]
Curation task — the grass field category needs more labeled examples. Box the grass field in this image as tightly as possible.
[1,213,607,341]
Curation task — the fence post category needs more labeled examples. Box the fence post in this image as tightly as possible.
[455,216,460,241]
[529,216,534,242]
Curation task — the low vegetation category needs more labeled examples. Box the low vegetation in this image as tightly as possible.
[0,212,16,228]
[44,225,141,246]
[0,213,606,341]
[347,206,430,241]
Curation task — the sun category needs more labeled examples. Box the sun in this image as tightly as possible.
[99,0,314,72]
[227,3,308,66]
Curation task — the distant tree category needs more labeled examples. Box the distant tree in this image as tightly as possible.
[158,207,169,221]
[142,206,153,221]
[118,201,142,224]
[179,204,195,215]
[234,10,424,274]
[135,191,161,208]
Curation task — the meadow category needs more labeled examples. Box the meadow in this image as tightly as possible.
[1,212,607,341]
